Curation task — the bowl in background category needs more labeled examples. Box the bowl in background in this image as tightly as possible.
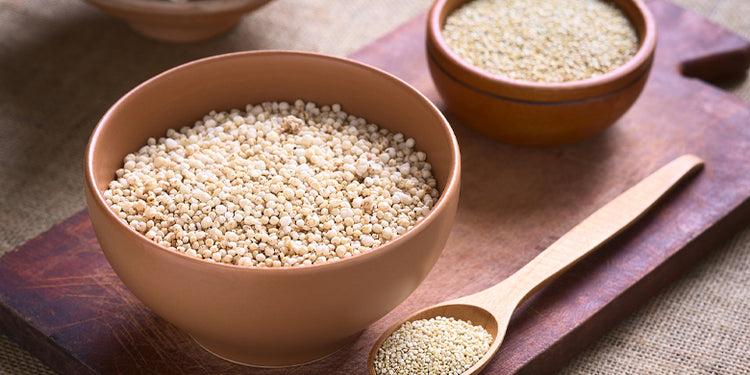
[83,0,275,43]
[426,0,657,147]
[84,51,461,366]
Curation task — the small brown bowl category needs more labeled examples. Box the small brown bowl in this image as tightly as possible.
[84,51,460,366]
[83,0,274,43]
[427,0,657,147]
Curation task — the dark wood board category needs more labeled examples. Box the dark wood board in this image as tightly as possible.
[2,0,750,374]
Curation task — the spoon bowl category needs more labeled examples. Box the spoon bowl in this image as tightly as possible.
[369,154,704,375]
[368,302,502,375]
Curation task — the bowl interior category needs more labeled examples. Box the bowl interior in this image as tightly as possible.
[87,50,459,256]
[91,51,454,185]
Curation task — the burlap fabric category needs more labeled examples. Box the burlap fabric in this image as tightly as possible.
[0,0,748,373]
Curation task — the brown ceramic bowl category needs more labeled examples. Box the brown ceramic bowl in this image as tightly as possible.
[427,0,657,147]
[84,51,460,366]
[83,0,274,43]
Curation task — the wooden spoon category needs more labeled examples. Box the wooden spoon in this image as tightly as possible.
[368,154,704,375]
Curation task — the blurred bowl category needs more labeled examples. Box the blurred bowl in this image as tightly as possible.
[427,0,657,146]
[84,50,461,366]
[83,0,274,43]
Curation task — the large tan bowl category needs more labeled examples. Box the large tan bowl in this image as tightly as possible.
[83,0,274,43]
[84,51,460,367]
[427,0,657,147]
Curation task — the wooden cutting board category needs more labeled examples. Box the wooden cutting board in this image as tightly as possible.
[2,1,749,373]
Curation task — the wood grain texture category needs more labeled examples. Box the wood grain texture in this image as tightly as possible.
[1,1,750,374]
[474,155,706,311]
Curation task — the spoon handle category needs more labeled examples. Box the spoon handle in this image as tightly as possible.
[495,154,704,305]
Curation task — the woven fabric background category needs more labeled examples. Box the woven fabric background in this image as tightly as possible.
[0,0,748,373]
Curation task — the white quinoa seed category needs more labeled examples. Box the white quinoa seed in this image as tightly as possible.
[442,0,639,83]
[373,316,493,375]
[104,100,439,267]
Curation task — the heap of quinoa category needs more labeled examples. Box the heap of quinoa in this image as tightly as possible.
[104,100,439,267]
[373,316,493,375]
[442,0,639,83]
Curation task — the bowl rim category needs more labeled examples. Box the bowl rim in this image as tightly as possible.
[84,49,461,275]
[83,0,273,15]
[427,0,658,99]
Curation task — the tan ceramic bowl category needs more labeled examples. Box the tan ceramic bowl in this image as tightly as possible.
[427,0,657,147]
[83,0,274,43]
[84,51,460,366]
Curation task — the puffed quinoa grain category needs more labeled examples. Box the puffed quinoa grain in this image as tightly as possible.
[373,316,493,375]
[443,0,639,83]
[104,100,439,267]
